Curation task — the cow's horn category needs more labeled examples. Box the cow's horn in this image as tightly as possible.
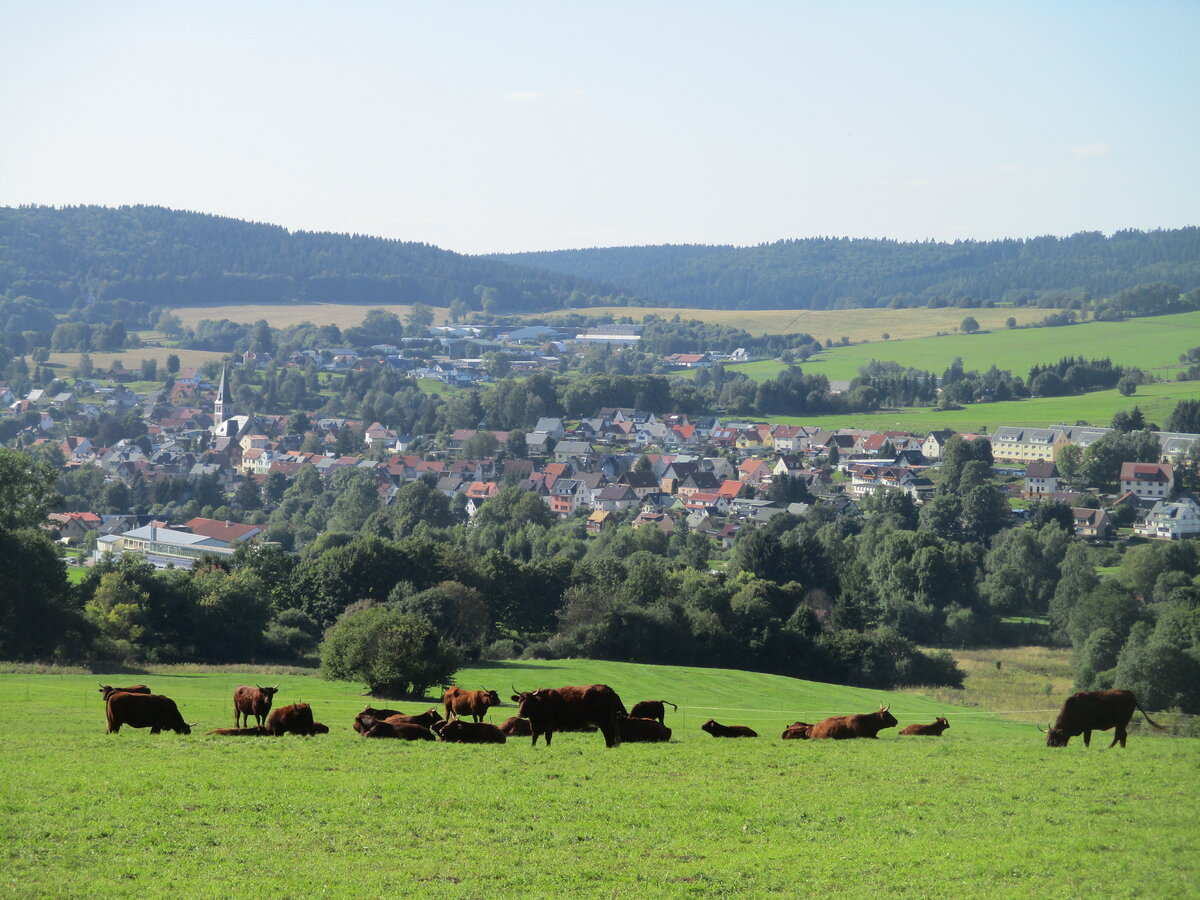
[272,684,279,690]
[512,684,519,696]
[1036,724,1047,733]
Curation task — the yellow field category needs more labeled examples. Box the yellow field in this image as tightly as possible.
[46,347,229,373]
[171,303,449,331]
[546,305,1055,341]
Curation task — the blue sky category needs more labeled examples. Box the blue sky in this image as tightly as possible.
[1,1,1197,254]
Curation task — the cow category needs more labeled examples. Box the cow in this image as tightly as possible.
[266,702,322,736]
[900,716,950,736]
[98,683,151,700]
[1041,690,1165,748]
[311,722,329,734]
[781,722,813,740]
[628,699,678,725]
[358,715,436,741]
[353,707,406,733]
[497,716,533,737]
[233,684,279,728]
[618,715,672,743]
[207,726,269,736]
[432,717,507,744]
[809,704,898,740]
[701,719,757,738]
[105,692,194,735]
[443,687,503,722]
[510,684,626,747]
[383,708,443,729]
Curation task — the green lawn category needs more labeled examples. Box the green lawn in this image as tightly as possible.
[0,659,1195,898]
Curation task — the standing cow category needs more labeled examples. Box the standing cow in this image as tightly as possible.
[701,719,758,738]
[106,692,194,735]
[1042,690,1164,748]
[809,704,898,740]
[98,683,151,700]
[234,684,279,728]
[510,684,626,748]
[443,687,502,722]
[900,716,950,736]
[629,700,678,725]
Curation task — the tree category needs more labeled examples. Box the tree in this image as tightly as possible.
[166,353,181,374]
[1081,430,1161,491]
[1056,444,1082,489]
[392,581,489,657]
[139,358,158,381]
[483,351,511,379]
[0,448,61,530]
[319,606,461,697]
[1116,377,1138,397]
[326,468,382,533]
[0,526,84,660]
[960,316,980,334]
[827,444,840,467]
[234,479,261,511]
[1111,406,1145,432]
[461,430,499,459]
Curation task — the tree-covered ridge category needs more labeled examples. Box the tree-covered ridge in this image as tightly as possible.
[496,230,1200,310]
[0,205,628,313]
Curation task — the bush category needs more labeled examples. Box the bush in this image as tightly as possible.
[319,606,461,698]
[483,638,523,660]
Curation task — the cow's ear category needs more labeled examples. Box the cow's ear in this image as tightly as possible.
[510,695,521,702]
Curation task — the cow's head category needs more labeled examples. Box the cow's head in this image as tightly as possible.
[482,689,501,706]
[1041,724,1069,747]
[877,704,897,728]
[431,717,456,739]
[258,685,280,699]
[512,687,544,718]
[178,722,196,735]
[935,717,949,730]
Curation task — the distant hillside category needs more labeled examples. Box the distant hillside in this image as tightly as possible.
[494,229,1200,309]
[0,205,626,313]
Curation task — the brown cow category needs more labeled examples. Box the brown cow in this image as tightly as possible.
[510,684,626,747]
[618,715,672,743]
[498,716,532,737]
[383,708,443,729]
[266,702,322,736]
[353,707,406,733]
[701,719,757,738]
[809,704,898,740]
[207,726,269,736]
[781,722,813,740]
[629,699,678,724]
[1042,690,1164,748]
[98,683,151,700]
[358,715,436,740]
[233,684,279,728]
[106,692,194,735]
[432,717,507,744]
[443,687,502,722]
[900,716,950,736]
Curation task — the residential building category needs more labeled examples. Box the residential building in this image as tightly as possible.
[1134,494,1200,540]
[1119,462,1174,500]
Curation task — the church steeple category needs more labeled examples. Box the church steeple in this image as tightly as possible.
[214,364,233,424]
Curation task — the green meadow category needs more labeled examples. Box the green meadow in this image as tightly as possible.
[1,659,1195,898]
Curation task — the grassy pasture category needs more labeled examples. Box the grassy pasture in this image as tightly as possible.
[45,346,228,374]
[170,303,450,331]
[547,305,1051,341]
[1,659,1195,898]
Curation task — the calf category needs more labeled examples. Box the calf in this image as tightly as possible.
[233,684,279,728]
[810,704,898,740]
[433,717,507,743]
[899,716,950,736]
[781,722,813,740]
[498,716,532,737]
[701,719,757,738]
[629,700,678,725]
[618,715,672,743]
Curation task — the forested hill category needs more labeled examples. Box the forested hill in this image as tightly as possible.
[0,205,628,313]
[494,229,1200,309]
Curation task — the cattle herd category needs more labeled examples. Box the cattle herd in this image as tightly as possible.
[96,682,1165,748]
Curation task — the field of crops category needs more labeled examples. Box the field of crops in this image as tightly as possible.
[170,303,448,331]
[1,658,1195,898]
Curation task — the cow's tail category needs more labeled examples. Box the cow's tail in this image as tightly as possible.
[662,700,678,711]
[1135,698,1167,730]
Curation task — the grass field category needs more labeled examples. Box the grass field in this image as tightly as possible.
[1,659,1195,898]
[45,346,228,374]
[170,303,450,331]
[545,305,1052,342]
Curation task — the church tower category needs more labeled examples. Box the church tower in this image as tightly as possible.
[214,364,233,425]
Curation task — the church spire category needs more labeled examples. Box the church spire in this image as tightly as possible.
[214,364,233,424]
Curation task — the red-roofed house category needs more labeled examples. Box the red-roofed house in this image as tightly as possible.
[183,517,262,543]
[1119,463,1174,500]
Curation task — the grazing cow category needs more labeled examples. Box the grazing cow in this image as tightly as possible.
[701,719,758,738]
[629,699,678,724]
[98,683,151,700]
[781,722,813,740]
[1042,690,1164,748]
[443,687,502,722]
[618,715,672,743]
[383,708,443,729]
[809,704,898,740]
[311,722,329,734]
[105,692,194,735]
[900,717,950,736]
[432,717,507,744]
[353,707,406,733]
[510,684,626,747]
[208,726,269,736]
[233,684,279,728]
[358,715,436,741]
[497,716,533,737]
[266,702,322,736]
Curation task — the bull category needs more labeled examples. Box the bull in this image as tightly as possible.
[443,687,502,722]
[266,702,322,736]
[207,726,269,736]
[618,715,672,743]
[899,716,950,736]
[701,719,757,738]
[628,699,678,724]
[105,692,194,735]
[98,683,151,700]
[781,722,813,740]
[433,717,507,744]
[358,715,436,740]
[498,716,532,737]
[510,684,626,747]
[233,684,279,728]
[809,703,897,740]
[1041,690,1164,748]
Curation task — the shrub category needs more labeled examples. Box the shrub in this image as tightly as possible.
[319,606,461,698]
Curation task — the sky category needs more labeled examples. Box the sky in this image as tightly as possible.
[1,1,1197,255]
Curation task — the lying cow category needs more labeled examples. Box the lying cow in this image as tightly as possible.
[498,716,532,737]
[443,687,502,722]
[899,717,950,736]
[106,692,194,735]
[618,715,671,742]
[207,726,269,736]
[353,707,406,734]
[266,702,324,736]
[1042,689,1164,748]
[432,717,507,744]
[98,683,151,700]
[809,704,897,740]
[701,719,757,738]
[781,722,813,740]
[384,708,443,729]
[359,715,436,740]
[629,700,678,725]
[233,684,279,728]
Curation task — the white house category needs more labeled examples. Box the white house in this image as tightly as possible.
[1134,494,1200,540]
